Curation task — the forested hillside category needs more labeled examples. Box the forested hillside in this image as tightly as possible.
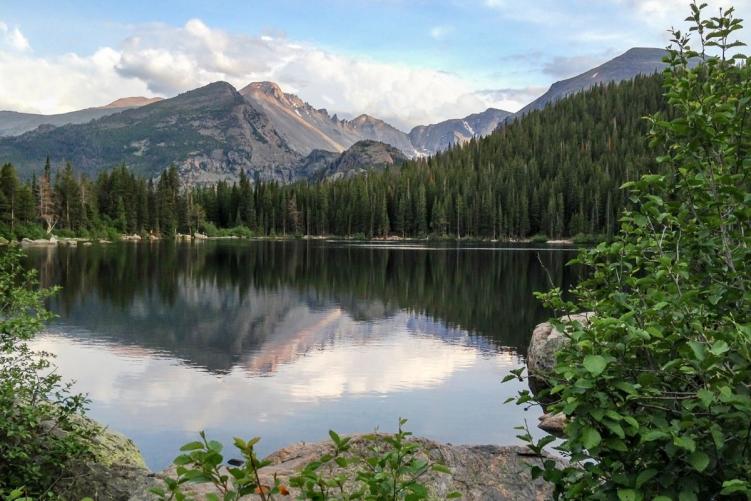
[0,73,666,241]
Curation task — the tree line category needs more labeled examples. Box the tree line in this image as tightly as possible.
[0,73,667,241]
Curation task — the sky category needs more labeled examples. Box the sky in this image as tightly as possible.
[1,0,749,131]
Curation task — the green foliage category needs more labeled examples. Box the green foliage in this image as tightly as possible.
[154,419,458,501]
[150,431,286,501]
[0,247,92,497]
[509,3,751,499]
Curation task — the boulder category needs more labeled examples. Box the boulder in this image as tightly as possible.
[56,417,157,500]
[132,436,561,500]
[527,312,593,393]
[538,412,567,435]
[20,237,57,246]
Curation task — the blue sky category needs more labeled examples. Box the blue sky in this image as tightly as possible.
[1,0,749,129]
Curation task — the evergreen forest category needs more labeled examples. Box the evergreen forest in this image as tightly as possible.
[0,74,666,241]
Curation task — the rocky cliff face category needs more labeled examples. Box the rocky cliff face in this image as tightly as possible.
[519,47,669,114]
[409,107,513,154]
[0,82,302,184]
[307,139,407,180]
[240,82,419,157]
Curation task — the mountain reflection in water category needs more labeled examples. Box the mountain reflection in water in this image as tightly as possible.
[27,240,580,469]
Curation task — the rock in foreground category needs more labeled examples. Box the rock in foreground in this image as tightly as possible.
[134,435,559,500]
[527,312,593,394]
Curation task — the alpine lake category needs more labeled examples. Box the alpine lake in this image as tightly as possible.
[26,239,581,470]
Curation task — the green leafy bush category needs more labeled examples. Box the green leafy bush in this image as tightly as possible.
[0,247,92,497]
[154,419,458,500]
[571,233,606,245]
[12,224,47,241]
[52,229,76,239]
[508,3,751,499]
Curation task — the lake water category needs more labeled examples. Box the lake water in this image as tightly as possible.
[26,240,580,470]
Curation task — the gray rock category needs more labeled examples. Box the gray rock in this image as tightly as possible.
[408,108,513,155]
[133,435,560,500]
[56,416,157,501]
[538,413,567,435]
[527,312,593,394]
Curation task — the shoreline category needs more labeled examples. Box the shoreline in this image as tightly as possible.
[85,424,559,501]
[8,233,580,247]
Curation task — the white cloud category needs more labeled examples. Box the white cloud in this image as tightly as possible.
[542,51,618,78]
[473,86,548,112]
[0,21,30,51]
[0,18,522,128]
[611,0,751,29]
[429,25,454,40]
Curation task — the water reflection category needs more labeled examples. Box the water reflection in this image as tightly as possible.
[30,241,579,373]
[25,241,580,469]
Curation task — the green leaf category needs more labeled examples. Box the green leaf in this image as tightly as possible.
[582,427,602,449]
[583,355,608,376]
[687,451,710,472]
[697,388,713,407]
[636,468,658,488]
[180,441,205,452]
[642,430,668,442]
[721,479,750,495]
[674,435,696,452]
[617,489,640,501]
[687,341,705,361]
[678,490,698,501]
[709,340,729,356]
[603,420,625,439]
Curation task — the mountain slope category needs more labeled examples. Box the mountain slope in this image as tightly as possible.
[0,82,301,184]
[240,82,418,157]
[519,47,668,114]
[0,97,163,137]
[101,96,163,109]
[408,108,513,154]
[241,72,667,240]
[306,140,407,180]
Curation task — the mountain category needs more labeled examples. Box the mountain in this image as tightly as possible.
[519,47,669,114]
[0,81,421,184]
[347,114,419,157]
[306,140,407,181]
[101,96,163,109]
[239,82,418,157]
[0,81,301,184]
[0,47,673,185]
[408,108,513,155]
[0,96,163,137]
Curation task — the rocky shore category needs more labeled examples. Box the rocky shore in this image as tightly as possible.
[76,431,559,501]
[526,312,593,435]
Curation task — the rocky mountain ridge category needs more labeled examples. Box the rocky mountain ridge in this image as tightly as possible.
[408,107,514,155]
[0,96,163,137]
[519,47,669,114]
[0,47,672,184]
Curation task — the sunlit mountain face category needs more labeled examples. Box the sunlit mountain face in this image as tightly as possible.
[27,240,581,469]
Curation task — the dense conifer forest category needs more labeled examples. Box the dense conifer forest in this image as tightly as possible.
[0,74,666,241]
